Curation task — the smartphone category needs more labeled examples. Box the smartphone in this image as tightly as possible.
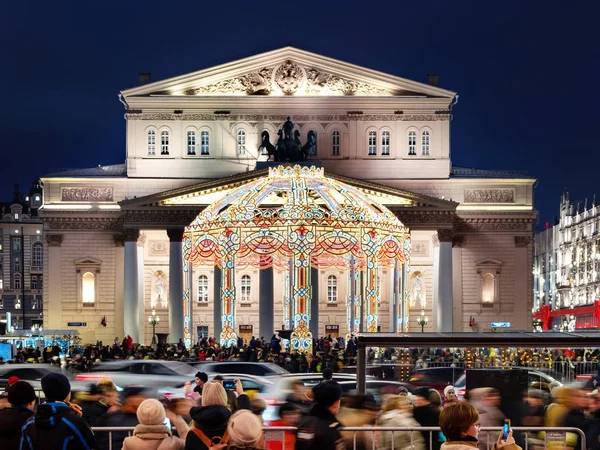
[223,380,237,390]
[503,419,511,440]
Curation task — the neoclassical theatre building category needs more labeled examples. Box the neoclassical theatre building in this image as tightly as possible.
[39,47,537,345]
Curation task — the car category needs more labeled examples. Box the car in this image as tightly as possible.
[453,368,563,400]
[190,361,289,377]
[157,373,274,399]
[75,360,198,393]
[408,367,465,393]
[0,364,90,396]
[337,379,415,400]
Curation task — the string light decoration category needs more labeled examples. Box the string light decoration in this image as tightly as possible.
[182,165,411,350]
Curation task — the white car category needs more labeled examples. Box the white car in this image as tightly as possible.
[157,373,274,399]
[0,364,90,396]
[190,361,289,377]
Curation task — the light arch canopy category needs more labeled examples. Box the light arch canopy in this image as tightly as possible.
[182,165,411,350]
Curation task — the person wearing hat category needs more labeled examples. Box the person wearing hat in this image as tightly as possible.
[226,409,263,448]
[20,373,96,450]
[443,386,458,407]
[0,381,37,448]
[122,398,189,450]
[295,381,345,450]
[186,379,252,450]
[194,372,208,394]
[413,387,442,450]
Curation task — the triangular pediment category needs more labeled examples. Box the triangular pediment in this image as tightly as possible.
[121,47,455,99]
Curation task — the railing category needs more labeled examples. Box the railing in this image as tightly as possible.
[91,426,586,450]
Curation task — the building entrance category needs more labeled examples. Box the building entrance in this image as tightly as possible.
[239,325,253,345]
[325,325,340,338]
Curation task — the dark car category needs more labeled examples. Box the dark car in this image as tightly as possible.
[409,367,465,393]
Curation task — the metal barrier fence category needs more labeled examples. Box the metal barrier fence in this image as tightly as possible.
[91,425,586,450]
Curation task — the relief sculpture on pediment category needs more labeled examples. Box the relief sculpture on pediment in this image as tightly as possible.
[62,187,113,202]
[464,189,515,203]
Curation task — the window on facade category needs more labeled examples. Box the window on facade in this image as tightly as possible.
[332,131,340,156]
[241,274,251,302]
[31,275,39,290]
[187,131,196,155]
[200,130,210,155]
[237,130,246,155]
[327,275,338,302]
[32,242,43,268]
[422,131,430,155]
[198,275,209,302]
[13,238,21,252]
[147,130,156,155]
[14,274,21,290]
[0,278,3,290]
[481,273,495,303]
[32,298,38,309]
[14,297,21,309]
[381,131,390,155]
[0,298,3,309]
[408,131,417,155]
[82,272,95,304]
[161,131,170,155]
[14,257,20,273]
[368,131,377,155]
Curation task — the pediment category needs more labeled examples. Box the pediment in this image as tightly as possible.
[122,47,455,99]
[74,257,103,266]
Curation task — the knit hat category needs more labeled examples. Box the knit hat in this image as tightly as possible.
[227,410,263,446]
[7,381,37,406]
[201,382,228,407]
[414,387,431,399]
[444,385,456,397]
[322,368,333,381]
[136,399,166,425]
[312,381,342,407]
[7,376,20,386]
[41,373,71,401]
[195,372,208,383]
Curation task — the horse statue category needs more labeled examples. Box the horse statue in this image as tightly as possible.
[258,130,277,161]
[302,130,317,159]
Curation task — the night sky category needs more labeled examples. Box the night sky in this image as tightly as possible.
[2,1,599,230]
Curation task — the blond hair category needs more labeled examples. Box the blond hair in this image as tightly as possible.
[201,382,228,407]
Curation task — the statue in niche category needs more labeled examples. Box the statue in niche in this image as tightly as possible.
[258,130,277,161]
[156,273,167,307]
[411,274,424,308]
[302,130,318,159]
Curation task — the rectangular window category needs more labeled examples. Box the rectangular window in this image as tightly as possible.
[187,131,196,155]
[332,131,340,156]
[14,298,21,309]
[201,131,210,155]
[161,131,169,155]
[31,275,38,290]
[0,298,3,309]
[13,238,21,252]
[381,131,390,155]
[198,275,209,302]
[408,132,417,155]
[14,258,20,273]
[241,275,251,302]
[148,131,156,155]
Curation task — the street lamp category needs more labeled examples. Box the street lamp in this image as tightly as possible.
[148,309,160,348]
[417,310,428,333]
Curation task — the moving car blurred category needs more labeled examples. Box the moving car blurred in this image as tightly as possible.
[0,364,90,395]
[190,361,289,376]
[157,373,273,399]
[409,367,465,393]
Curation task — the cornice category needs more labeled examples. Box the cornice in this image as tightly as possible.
[43,216,123,231]
[126,112,450,122]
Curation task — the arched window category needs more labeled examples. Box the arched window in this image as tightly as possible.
[481,273,495,303]
[14,257,20,273]
[161,131,170,155]
[327,275,338,302]
[408,131,417,155]
[241,274,251,302]
[421,131,430,155]
[332,131,340,156]
[82,272,95,304]
[32,242,43,269]
[368,131,377,155]
[381,131,390,155]
[237,130,246,155]
[13,274,21,291]
[187,130,197,155]
[147,130,156,155]
[200,130,210,155]
[198,274,209,302]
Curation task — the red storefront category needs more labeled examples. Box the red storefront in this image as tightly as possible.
[534,300,600,330]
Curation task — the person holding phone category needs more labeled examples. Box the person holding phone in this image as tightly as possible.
[439,402,521,450]
[213,375,242,412]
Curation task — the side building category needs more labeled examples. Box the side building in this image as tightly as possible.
[533,192,600,330]
[0,182,44,333]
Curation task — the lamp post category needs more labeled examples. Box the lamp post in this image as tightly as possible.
[417,310,428,333]
[148,309,160,348]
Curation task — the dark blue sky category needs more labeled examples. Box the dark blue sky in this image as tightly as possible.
[2,1,599,229]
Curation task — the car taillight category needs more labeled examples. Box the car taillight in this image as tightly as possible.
[75,374,111,382]
[457,389,466,397]
[263,398,278,406]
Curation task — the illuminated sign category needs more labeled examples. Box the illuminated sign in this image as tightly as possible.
[491,322,511,328]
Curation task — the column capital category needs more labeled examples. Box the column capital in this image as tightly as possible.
[123,228,140,243]
[515,236,532,247]
[437,228,454,243]
[452,235,465,248]
[113,234,125,247]
[137,232,147,247]
[45,234,63,247]
[166,227,186,242]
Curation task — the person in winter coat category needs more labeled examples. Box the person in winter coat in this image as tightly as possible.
[226,409,263,448]
[0,381,37,449]
[185,379,251,450]
[122,399,189,450]
[376,395,425,450]
[469,388,504,450]
[20,373,96,450]
[295,381,346,450]
[412,387,442,450]
[439,402,522,450]
[336,394,379,450]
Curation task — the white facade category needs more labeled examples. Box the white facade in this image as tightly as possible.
[39,47,537,344]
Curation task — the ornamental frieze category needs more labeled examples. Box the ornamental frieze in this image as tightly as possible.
[464,189,515,203]
[44,217,123,230]
[61,187,114,202]
[126,113,450,122]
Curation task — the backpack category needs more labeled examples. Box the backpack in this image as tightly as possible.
[191,428,265,450]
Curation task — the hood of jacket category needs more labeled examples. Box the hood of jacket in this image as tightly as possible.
[441,441,479,450]
[190,404,231,430]
[0,406,34,435]
[33,402,72,430]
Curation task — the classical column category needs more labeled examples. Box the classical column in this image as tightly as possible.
[437,229,454,332]
[167,228,185,344]
[136,233,146,344]
[213,265,222,340]
[45,234,63,330]
[514,236,532,330]
[123,229,140,343]
[259,267,274,339]
[452,236,464,331]
[114,234,125,340]
[310,267,319,339]
[392,260,400,333]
